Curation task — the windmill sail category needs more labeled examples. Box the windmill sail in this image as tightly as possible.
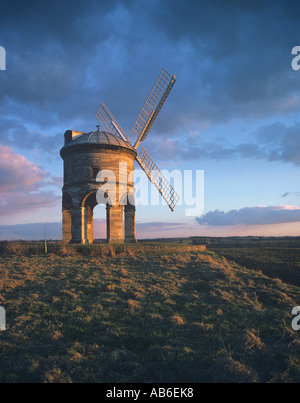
[136,145,180,211]
[96,68,179,212]
[96,102,131,143]
[132,68,176,149]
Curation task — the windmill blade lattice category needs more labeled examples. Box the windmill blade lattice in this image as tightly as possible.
[136,145,180,211]
[132,68,176,149]
[95,68,179,212]
[96,102,131,143]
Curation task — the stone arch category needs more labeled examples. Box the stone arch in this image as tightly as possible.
[81,190,112,243]
[69,189,131,244]
[80,191,98,244]
[65,188,136,244]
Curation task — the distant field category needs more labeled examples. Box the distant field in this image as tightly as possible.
[210,248,300,288]
[0,242,299,383]
[191,235,300,249]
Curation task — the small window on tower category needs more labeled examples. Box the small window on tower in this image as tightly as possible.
[91,167,100,179]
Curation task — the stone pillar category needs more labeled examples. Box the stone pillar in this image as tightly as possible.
[124,205,136,243]
[106,205,123,243]
[86,206,93,244]
[62,209,72,243]
[70,207,88,244]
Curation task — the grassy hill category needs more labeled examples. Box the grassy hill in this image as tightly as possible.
[0,243,299,383]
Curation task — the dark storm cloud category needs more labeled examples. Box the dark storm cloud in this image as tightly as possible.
[0,0,132,133]
[151,0,300,127]
[0,0,300,156]
[196,205,300,226]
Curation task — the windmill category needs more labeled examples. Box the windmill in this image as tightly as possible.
[60,68,179,244]
[95,67,180,212]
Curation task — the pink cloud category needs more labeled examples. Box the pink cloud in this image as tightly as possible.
[0,191,60,214]
[93,218,106,239]
[93,219,192,240]
[47,175,63,187]
[0,146,59,217]
[0,146,48,192]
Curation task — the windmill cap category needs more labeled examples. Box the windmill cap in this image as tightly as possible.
[64,130,134,148]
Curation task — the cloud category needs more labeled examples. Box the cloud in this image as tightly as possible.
[0,146,60,216]
[255,122,300,165]
[1,0,300,237]
[0,117,62,156]
[282,192,300,198]
[93,218,106,239]
[196,205,300,226]
[47,176,63,188]
[1,0,300,150]
[136,221,190,233]
[0,191,60,217]
[0,219,191,240]
[0,145,48,192]
[93,220,189,239]
[0,222,61,241]
[94,219,191,239]
[146,121,300,166]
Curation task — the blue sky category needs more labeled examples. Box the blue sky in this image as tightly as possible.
[0,0,300,240]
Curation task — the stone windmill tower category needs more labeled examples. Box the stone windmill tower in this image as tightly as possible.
[60,68,179,244]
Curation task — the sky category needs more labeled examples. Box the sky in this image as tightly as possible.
[0,0,300,240]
